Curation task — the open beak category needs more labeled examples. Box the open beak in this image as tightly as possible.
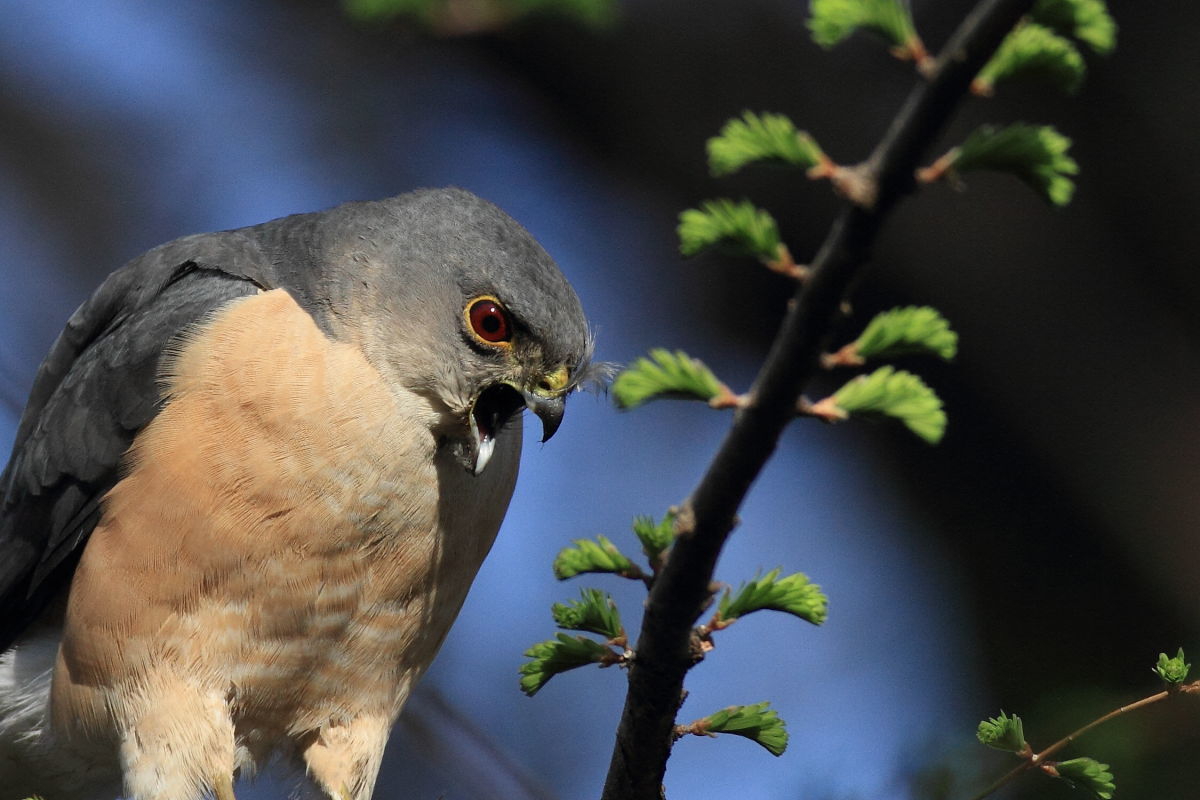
[468,385,522,476]
[467,368,570,475]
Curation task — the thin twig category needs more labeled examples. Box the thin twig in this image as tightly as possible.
[1035,690,1170,762]
[803,396,848,424]
[820,341,866,368]
[599,2,1039,798]
[916,147,961,185]
[764,244,809,280]
[706,384,746,410]
[967,682,1200,800]
[672,717,716,742]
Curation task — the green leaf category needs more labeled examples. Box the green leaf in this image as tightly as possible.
[829,366,947,443]
[553,535,640,580]
[519,633,619,696]
[950,123,1079,206]
[976,711,1028,753]
[632,511,676,564]
[853,306,958,361]
[677,199,783,262]
[808,0,918,52]
[718,568,828,626]
[707,112,826,177]
[1154,647,1191,684]
[1032,0,1116,54]
[612,349,723,409]
[699,702,789,756]
[1053,757,1115,799]
[552,588,625,641]
[975,22,1086,96]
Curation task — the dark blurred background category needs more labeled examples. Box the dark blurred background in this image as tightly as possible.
[1,1,1196,798]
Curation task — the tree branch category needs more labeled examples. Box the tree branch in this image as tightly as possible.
[600,1,1038,797]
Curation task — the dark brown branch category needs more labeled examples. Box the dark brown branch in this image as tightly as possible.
[599,2,1038,798]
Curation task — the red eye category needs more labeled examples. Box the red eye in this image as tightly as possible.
[467,297,511,344]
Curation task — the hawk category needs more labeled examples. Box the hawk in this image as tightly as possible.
[0,189,595,799]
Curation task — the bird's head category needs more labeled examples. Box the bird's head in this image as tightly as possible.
[287,188,599,475]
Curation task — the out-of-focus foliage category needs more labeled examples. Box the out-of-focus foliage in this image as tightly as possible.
[827,366,947,444]
[707,112,826,177]
[976,711,1028,753]
[1032,0,1117,54]
[851,306,958,362]
[612,349,723,409]
[974,22,1086,95]
[677,199,784,263]
[343,0,615,33]
[1154,648,1191,684]
[948,123,1078,206]
[1053,757,1115,799]
[807,0,918,52]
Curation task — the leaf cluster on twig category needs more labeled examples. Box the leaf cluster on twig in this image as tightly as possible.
[969,649,1197,800]
[516,1,1138,798]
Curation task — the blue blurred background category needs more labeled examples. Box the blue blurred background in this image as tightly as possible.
[2,1,1197,798]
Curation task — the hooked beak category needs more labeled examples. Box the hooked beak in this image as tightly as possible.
[466,365,571,475]
[523,391,565,443]
[524,363,571,443]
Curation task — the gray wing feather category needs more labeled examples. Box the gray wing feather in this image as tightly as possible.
[0,231,275,651]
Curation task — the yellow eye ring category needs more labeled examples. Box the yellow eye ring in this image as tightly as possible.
[464,295,513,347]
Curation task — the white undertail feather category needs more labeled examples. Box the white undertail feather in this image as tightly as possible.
[0,617,122,800]
[0,622,328,800]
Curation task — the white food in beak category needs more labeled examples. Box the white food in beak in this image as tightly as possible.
[469,409,497,476]
[474,434,495,476]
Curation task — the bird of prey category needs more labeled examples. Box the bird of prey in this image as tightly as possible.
[0,188,596,800]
